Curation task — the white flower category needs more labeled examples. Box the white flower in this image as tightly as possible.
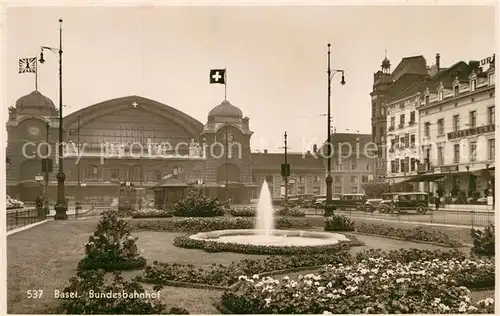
[264,298,272,305]
[438,303,450,312]
[467,305,478,312]
[252,274,259,279]
[458,302,467,313]
[323,311,332,315]
[317,286,326,292]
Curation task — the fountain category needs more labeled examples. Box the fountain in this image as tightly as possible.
[188,181,349,248]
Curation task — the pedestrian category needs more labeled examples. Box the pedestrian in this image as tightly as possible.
[434,192,440,211]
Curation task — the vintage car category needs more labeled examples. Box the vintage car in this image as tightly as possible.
[377,192,430,214]
[363,193,396,212]
[331,193,366,211]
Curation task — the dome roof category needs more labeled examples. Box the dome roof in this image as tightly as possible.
[208,100,243,118]
[381,57,391,69]
[15,90,55,110]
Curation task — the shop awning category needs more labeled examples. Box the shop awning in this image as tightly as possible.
[400,174,446,183]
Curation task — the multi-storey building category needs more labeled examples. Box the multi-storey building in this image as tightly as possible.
[385,93,420,185]
[370,53,436,179]
[251,151,325,198]
[318,133,374,196]
[384,56,471,185]
[417,58,495,199]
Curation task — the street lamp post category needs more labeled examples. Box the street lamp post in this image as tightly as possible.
[40,18,67,220]
[44,122,50,215]
[325,43,346,216]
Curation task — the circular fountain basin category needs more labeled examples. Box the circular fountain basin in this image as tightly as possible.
[189,229,349,247]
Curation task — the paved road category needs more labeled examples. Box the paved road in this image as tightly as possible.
[301,208,494,227]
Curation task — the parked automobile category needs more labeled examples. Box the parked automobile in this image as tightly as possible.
[313,197,340,209]
[378,192,430,214]
[332,193,366,211]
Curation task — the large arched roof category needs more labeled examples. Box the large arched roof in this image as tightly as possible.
[64,95,204,137]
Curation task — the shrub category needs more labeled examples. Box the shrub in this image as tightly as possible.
[324,214,355,231]
[131,208,172,218]
[471,223,495,257]
[172,192,224,217]
[173,234,360,255]
[129,216,314,233]
[221,258,495,314]
[78,210,146,271]
[356,223,463,247]
[277,207,306,217]
[59,269,188,314]
[228,207,256,217]
[138,251,353,287]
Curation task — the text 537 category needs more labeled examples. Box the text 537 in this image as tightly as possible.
[27,290,43,298]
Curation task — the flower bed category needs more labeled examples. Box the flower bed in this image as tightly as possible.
[78,210,147,271]
[172,233,362,255]
[221,257,495,314]
[356,223,463,247]
[131,208,173,218]
[128,216,313,232]
[324,214,355,232]
[277,207,306,217]
[137,250,353,288]
[172,192,225,217]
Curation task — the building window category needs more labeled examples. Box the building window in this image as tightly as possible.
[488,139,495,160]
[399,114,405,126]
[410,111,415,123]
[372,126,376,140]
[488,73,495,86]
[470,79,477,91]
[390,160,395,173]
[85,165,99,181]
[424,122,430,137]
[410,134,415,147]
[395,158,400,172]
[350,176,357,183]
[298,175,304,183]
[453,115,460,132]
[351,187,358,194]
[371,102,376,118]
[379,126,384,141]
[351,160,357,170]
[154,170,162,182]
[298,187,305,194]
[381,107,385,116]
[453,144,460,163]
[313,175,320,183]
[312,187,320,195]
[488,106,495,125]
[454,85,459,96]
[470,141,477,162]
[110,168,120,181]
[469,111,476,128]
[437,146,444,165]
[265,175,273,184]
[438,90,444,101]
[390,117,395,128]
[334,187,342,194]
[410,158,416,171]
[334,176,342,183]
[425,95,430,106]
[437,119,444,135]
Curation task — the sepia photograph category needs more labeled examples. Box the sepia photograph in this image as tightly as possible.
[2,2,497,314]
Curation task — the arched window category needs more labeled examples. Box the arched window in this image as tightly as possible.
[85,165,100,181]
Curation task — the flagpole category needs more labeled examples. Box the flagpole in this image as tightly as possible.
[224,68,227,100]
[35,57,38,91]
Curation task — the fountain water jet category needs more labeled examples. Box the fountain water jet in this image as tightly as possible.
[255,180,274,237]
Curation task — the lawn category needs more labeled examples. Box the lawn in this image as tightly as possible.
[7,216,488,314]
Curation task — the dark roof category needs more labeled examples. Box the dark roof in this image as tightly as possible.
[251,152,323,171]
[387,61,470,103]
[391,55,428,81]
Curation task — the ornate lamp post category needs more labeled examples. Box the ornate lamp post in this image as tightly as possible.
[325,43,346,216]
[40,19,67,220]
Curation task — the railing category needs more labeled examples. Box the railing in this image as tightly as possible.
[6,208,45,232]
[301,207,494,228]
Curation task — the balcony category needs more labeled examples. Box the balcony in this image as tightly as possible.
[388,126,395,131]
[398,123,405,129]
[408,121,415,126]
[447,123,495,140]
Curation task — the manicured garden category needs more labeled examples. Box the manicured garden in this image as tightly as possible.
[7,193,496,314]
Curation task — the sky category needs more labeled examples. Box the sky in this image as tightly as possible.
[3,5,496,153]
